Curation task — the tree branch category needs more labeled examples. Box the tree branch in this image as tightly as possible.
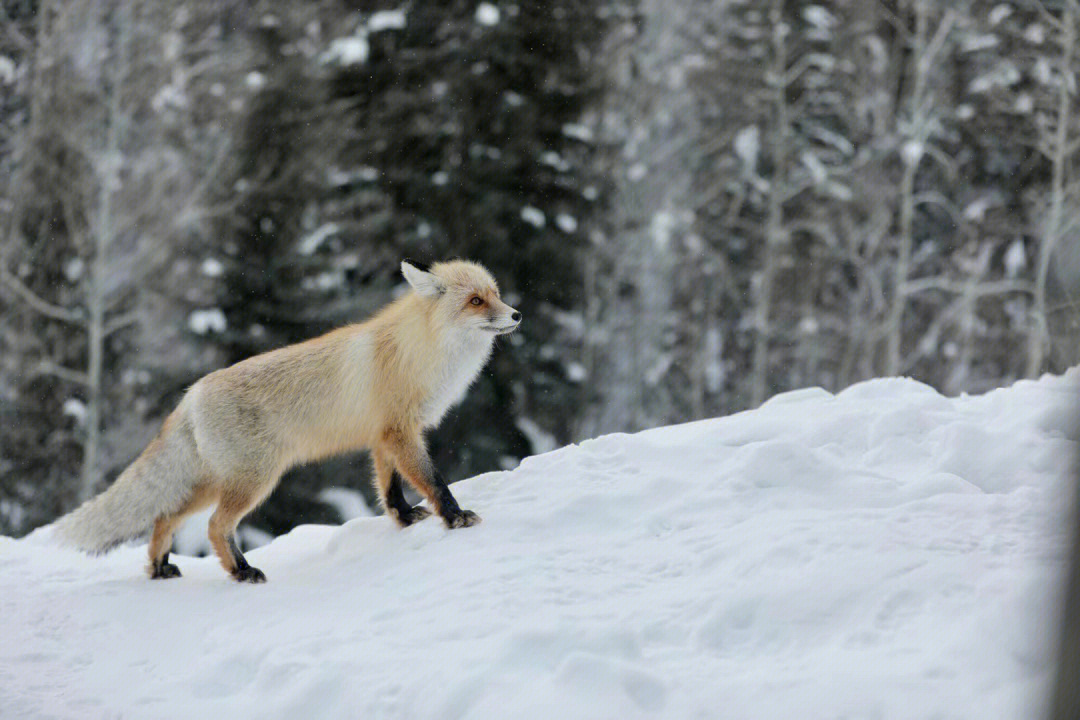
[0,264,84,323]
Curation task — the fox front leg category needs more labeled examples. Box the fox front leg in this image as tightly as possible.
[383,431,481,529]
[427,468,481,529]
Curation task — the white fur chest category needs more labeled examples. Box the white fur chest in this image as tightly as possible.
[421,332,494,427]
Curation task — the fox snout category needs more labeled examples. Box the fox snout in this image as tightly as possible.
[487,304,521,334]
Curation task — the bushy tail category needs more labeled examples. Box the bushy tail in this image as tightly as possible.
[54,413,202,554]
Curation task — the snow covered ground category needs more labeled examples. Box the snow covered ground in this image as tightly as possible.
[2,373,1077,719]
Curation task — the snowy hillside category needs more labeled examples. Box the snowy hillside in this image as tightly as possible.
[2,373,1077,720]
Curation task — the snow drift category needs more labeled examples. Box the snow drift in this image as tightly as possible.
[1,372,1077,719]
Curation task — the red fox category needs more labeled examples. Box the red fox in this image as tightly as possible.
[54,260,520,583]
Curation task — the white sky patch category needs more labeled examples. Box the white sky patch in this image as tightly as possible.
[521,206,546,228]
[188,308,227,335]
[368,9,406,32]
[475,2,500,26]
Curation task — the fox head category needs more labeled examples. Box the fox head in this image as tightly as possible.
[401,260,521,335]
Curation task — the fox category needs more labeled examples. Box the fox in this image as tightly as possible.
[53,259,521,583]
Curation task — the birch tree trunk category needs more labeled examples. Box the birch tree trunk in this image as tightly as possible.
[79,0,129,501]
[1026,0,1076,377]
[750,1,790,408]
[583,0,699,435]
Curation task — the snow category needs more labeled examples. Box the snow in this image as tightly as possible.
[475,3,500,27]
[555,213,578,234]
[1005,238,1026,278]
[734,125,760,174]
[3,372,1077,719]
[562,123,594,143]
[61,398,87,426]
[0,55,16,85]
[200,258,224,278]
[368,9,406,33]
[520,206,546,228]
[323,35,370,66]
[318,487,375,522]
[989,4,1013,26]
[297,222,340,256]
[187,308,227,335]
[802,6,836,32]
[901,139,925,167]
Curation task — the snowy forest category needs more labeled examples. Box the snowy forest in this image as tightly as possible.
[1,0,1078,540]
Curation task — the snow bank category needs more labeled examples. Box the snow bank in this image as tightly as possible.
[2,373,1077,719]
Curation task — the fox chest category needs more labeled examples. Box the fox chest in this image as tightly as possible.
[421,343,492,427]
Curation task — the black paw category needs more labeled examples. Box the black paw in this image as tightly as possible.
[232,566,267,584]
[444,509,482,529]
[150,562,182,579]
[393,505,432,528]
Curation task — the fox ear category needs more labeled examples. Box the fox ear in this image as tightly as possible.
[401,261,445,298]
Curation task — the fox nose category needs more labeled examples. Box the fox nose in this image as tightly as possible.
[511,311,521,323]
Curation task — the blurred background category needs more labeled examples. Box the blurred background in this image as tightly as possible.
[0,0,1077,542]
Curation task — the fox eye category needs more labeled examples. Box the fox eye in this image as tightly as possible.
[469,296,484,306]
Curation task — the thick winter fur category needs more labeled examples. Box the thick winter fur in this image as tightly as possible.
[53,259,520,582]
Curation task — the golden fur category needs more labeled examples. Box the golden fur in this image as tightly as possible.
[54,260,520,582]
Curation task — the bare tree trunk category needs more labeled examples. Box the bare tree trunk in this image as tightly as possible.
[750,1,789,408]
[80,1,129,500]
[583,0,698,434]
[886,156,917,376]
[884,3,955,377]
[1027,0,1075,377]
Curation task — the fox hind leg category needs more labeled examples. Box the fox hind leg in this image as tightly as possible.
[208,484,271,583]
[147,484,218,579]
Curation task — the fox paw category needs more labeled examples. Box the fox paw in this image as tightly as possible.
[444,509,481,529]
[393,505,432,528]
[150,562,182,579]
[232,566,267,584]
